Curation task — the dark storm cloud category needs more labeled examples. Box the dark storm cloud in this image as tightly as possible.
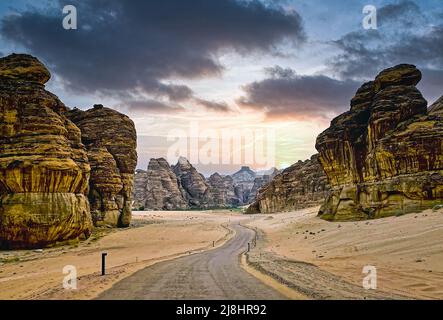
[1,0,305,104]
[124,99,185,114]
[377,0,426,27]
[194,98,231,112]
[264,65,297,78]
[238,66,359,119]
[329,0,443,87]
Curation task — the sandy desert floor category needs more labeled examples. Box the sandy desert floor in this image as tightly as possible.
[0,210,243,300]
[246,206,443,299]
[2,207,443,300]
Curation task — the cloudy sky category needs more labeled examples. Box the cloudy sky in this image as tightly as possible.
[1,0,442,175]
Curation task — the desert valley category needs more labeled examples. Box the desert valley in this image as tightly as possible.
[0,53,442,300]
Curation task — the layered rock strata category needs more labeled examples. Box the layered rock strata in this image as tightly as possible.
[247,168,279,204]
[232,166,256,203]
[141,158,188,210]
[207,173,241,207]
[316,64,443,221]
[0,54,137,248]
[132,158,277,210]
[246,155,329,214]
[0,54,93,248]
[172,157,213,208]
[67,105,137,227]
[132,169,148,210]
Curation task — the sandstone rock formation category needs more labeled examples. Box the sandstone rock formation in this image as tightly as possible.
[247,168,279,203]
[0,53,138,248]
[316,64,443,221]
[429,96,443,115]
[172,157,213,208]
[133,169,148,210]
[132,158,277,210]
[138,158,188,210]
[232,166,256,203]
[67,105,137,227]
[207,173,240,207]
[0,54,93,248]
[247,155,329,214]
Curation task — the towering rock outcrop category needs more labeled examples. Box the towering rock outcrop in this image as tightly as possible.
[207,173,240,207]
[0,54,93,248]
[316,64,443,221]
[67,105,137,227]
[140,158,188,210]
[429,96,443,115]
[172,157,213,208]
[132,158,279,210]
[133,169,148,210]
[232,166,256,203]
[247,155,329,214]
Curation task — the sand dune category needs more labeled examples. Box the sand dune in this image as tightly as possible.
[246,206,443,299]
[0,210,241,300]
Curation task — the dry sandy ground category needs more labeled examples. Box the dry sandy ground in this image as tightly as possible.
[0,210,243,300]
[246,206,443,299]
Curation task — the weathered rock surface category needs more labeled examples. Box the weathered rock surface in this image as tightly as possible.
[429,96,443,115]
[67,105,137,227]
[140,158,188,210]
[132,169,148,210]
[246,155,329,214]
[247,168,279,204]
[132,158,276,210]
[172,157,213,208]
[316,64,443,221]
[232,166,256,203]
[0,54,93,248]
[207,173,240,207]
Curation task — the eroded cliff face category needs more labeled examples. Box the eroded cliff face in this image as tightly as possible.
[67,105,137,227]
[316,64,443,221]
[132,158,274,210]
[231,166,256,203]
[0,54,138,248]
[142,158,188,210]
[207,173,240,207]
[172,157,215,208]
[0,54,93,248]
[133,169,148,210]
[246,155,329,214]
[247,168,279,204]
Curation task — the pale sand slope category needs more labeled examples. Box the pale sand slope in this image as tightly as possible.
[246,206,443,299]
[0,210,244,300]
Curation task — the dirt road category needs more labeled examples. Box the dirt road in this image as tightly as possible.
[97,224,287,300]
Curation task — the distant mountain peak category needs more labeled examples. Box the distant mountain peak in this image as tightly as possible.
[232,166,256,182]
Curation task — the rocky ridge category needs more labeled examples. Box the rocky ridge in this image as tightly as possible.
[141,158,188,210]
[133,159,274,210]
[0,54,137,248]
[172,157,213,208]
[315,64,443,221]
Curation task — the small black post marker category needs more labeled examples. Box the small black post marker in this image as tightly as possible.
[248,243,250,252]
[101,252,107,276]
[213,241,215,247]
